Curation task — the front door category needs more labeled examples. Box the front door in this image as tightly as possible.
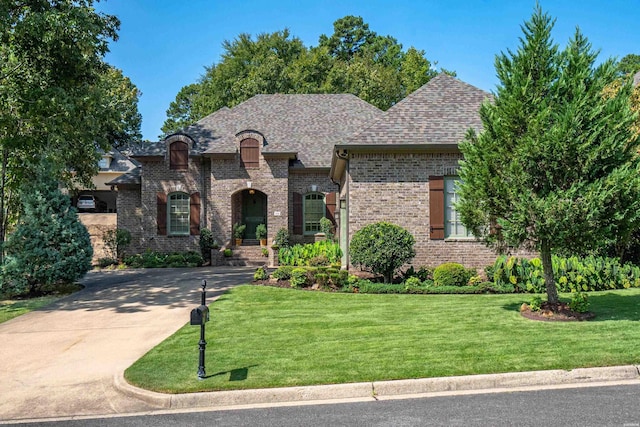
[242,190,266,239]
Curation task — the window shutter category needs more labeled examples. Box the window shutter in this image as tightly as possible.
[190,192,201,235]
[429,176,445,240]
[293,192,303,235]
[325,192,337,226]
[170,141,189,170]
[240,138,259,168]
[157,192,167,235]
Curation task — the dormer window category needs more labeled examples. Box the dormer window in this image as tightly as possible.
[240,138,259,169]
[98,155,113,169]
[170,141,189,170]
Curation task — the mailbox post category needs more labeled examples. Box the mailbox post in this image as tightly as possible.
[190,280,209,380]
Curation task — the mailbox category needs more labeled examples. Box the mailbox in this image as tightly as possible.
[190,305,209,325]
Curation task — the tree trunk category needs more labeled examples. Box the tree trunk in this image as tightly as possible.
[540,239,559,303]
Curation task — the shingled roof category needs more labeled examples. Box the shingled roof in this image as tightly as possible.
[132,94,382,169]
[344,74,491,147]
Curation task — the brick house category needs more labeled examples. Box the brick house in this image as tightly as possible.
[111,74,507,268]
[110,93,382,255]
[330,74,503,268]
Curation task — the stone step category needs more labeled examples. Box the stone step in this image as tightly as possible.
[221,245,269,267]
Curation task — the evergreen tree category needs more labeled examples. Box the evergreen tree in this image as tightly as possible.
[2,167,93,297]
[457,6,640,304]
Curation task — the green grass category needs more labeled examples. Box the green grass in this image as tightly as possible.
[0,296,59,323]
[0,283,83,324]
[125,286,640,393]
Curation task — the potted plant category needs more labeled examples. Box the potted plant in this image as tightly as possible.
[233,223,246,246]
[256,223,267,246]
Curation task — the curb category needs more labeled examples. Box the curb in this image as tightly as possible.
[115,365,640,410]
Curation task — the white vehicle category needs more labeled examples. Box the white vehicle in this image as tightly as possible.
[77,195,97,211]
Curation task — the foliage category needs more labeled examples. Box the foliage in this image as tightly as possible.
[319,217,334,241]
[273,228,290,248]
[255,224,267,240]
[233,223,246,239]
[615,54,640,77]
[261,248,269,257]
[569,292,590,313]
[223,249,233,257]
[349,222,415,283]
[123,251,203,268]
[290,268,309,288]
[457,6,640,304]
[199,228,218,262]
[254,266,268,281]
[402,266,433,281]
[271,266,294,280]
[278,240,342,266]
[2,170,92,297]
[103,228,131,262]
[97,257,117,268]
[0,1,141,252]
[529,296,544,312]
[161,16,451,135]
[491,255,640,293]
[433,263,474,287]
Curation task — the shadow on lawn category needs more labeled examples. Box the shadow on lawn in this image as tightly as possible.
[206,365,259,381]
[503,291,640,322]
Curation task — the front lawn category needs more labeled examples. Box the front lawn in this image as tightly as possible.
[0,296,60,323]
[125,286,640,393]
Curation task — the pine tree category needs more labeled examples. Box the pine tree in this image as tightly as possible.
[2,168,93,297]
[457,6,640,304]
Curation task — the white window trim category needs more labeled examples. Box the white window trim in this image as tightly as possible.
[444,176,473,239]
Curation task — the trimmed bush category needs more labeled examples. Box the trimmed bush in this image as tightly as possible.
[272,266,294,280]
[433,263,473,287]
[103,228,131,262]
[254,266,268,281]
[349,222,415,283]
[290,268,309,288]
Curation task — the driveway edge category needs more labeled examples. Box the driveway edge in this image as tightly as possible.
[115,365,640,409]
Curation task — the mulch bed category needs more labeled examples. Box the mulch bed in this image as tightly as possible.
[520,301,595,322]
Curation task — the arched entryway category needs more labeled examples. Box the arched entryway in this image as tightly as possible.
[233,189,267,241]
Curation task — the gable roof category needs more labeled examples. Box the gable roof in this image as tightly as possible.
[132,94,382,169]
[343,74,491,147]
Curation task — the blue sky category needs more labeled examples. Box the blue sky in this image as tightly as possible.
[95,0,640,141]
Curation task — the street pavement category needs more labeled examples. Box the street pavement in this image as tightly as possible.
[0,267,254,422]
[0,266,639,424]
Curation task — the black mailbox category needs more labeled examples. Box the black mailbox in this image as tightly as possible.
[190,305,209,325]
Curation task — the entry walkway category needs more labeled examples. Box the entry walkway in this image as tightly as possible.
[0,267,254,422]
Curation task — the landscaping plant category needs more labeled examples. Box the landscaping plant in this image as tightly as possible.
[349,221,415,283]
[2,169,93,297]
[457,6,640,305]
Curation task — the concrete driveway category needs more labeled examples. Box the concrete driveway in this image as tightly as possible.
[0,267,254,422]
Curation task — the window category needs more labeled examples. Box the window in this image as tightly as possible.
[304,193,325,234]
[168,193,190,235]
[240,138,259,168]
[444,177,472,238]
[170,141,189,170]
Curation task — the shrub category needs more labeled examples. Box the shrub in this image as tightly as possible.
[272,266,294,280]
[98,258,117,268]
[2,172,92,297]
[349,222,415,283]
[433,263,473,287]
[308,255,330,266]
[319,217,334,241]
[274,228,290,248]
[223,249,233,257]
[290,268,308,288]
[261,248,269,257]
[199,228,218,262]
[569,291,590,313]
[254,266,268,281]
[103,228,132,262]
[529,296,543,311]
[403,266,433,281]
[233,223,246,239]
[315,273,329,288]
